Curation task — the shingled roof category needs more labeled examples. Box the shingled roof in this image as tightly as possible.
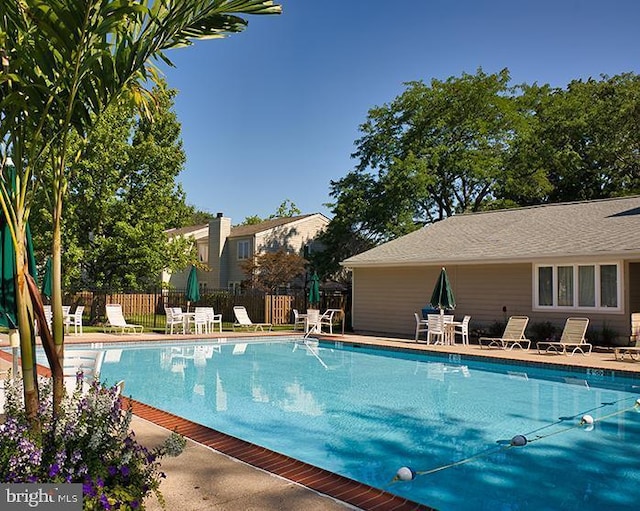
[229,214,320,237]
[342,196,640,267]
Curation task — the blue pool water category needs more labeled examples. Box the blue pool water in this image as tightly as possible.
[78,339,640,510]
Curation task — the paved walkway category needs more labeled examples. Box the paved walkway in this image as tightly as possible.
[2,330,639,510]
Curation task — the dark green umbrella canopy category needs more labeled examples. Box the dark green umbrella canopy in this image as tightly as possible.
[308,272,320,308]
[41,256,52,299]
[185,265,200,310]
[0,164,38,328]
[429,267,456,311]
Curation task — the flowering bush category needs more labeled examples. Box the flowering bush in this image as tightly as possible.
[0,375,185,510]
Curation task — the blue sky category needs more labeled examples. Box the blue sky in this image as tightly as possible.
[160,0,639,224]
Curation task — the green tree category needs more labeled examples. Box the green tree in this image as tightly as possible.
[1,0,281,421]
[320,69,522,277]
[31,85,197,290]
[270,199,301,218]
[509,74,640,203]
[240,199,302,225]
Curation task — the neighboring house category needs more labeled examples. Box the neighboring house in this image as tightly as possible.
[165,213,330,291]
[341,196,640,344]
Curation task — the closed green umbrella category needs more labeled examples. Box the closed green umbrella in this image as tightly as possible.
[429,267,456,313]
[1,162,38,374]
[0,166,38,329]
[308,272,320,309]
[185,265,200,312]
[41,256,52,300]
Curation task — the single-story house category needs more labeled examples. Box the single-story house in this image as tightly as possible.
[341,196,640,344]
[165,213,330,291]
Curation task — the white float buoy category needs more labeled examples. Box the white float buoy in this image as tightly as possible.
[395,466,416,481]
[580,414,594,425]
[510,435,527,447]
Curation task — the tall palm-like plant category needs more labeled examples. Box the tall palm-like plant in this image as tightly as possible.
[0,0,281,423]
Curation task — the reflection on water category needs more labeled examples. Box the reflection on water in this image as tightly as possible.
[96,338,640,511]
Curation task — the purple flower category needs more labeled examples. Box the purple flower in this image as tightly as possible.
[83,481,97,497]
[99,494,112,510]
[48,463,60,477]
[120,466,130,478]
[108,466,118,477]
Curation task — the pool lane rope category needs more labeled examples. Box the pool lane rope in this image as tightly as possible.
[391,396,640,485]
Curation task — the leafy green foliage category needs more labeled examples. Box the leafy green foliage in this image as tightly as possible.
[320,69,640,279]
[30,84,196,290]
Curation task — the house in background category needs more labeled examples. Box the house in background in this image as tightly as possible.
[165,213,330,292]
[342,196,640,344]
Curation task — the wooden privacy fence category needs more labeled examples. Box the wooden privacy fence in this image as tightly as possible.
[265,295,295,325]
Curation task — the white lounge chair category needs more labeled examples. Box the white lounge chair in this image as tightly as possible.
[479,316,531,350]
[232,306,272,332]
[614,313,640,361]
[537,317,591,356]
[104,304,143,334]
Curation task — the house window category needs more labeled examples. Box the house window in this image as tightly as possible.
[198,243,208,263]
[237,240,250,260]
[534,263,620,311]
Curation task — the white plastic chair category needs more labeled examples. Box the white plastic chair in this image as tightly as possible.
[63,349,105,395]
[414,312,429,342]
[65,305,85,335]
[427,314,445,344]
[292,309,306,331]
[192,308,209,334]
[165,307,184,334]
[454,315,471,345]
[203,307,222,333]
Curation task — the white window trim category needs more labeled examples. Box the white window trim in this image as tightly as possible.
[532,261,622,313]
[237,240,250,260]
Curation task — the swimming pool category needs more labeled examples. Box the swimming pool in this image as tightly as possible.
[88,338,640,510]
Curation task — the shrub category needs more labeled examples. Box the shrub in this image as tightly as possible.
[0,376,185,510]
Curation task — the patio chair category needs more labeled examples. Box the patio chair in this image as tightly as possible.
[454,315,471,345]
[292,309,306,331]
[65,305,85,335]
[104,304,144,334]
[63,349,105,395]
[319,309,341,334]
[615,313,640,361]
[427,314,445,344]
[537,317,591,356]
[479,316,531,350]
[202,306,223,333]
[192,308,209,335]
[414,312,428,342]
[232,306,272,332]
[164,306,184,334]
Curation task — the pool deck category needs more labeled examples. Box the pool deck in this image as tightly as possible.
[2,329,639,510]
